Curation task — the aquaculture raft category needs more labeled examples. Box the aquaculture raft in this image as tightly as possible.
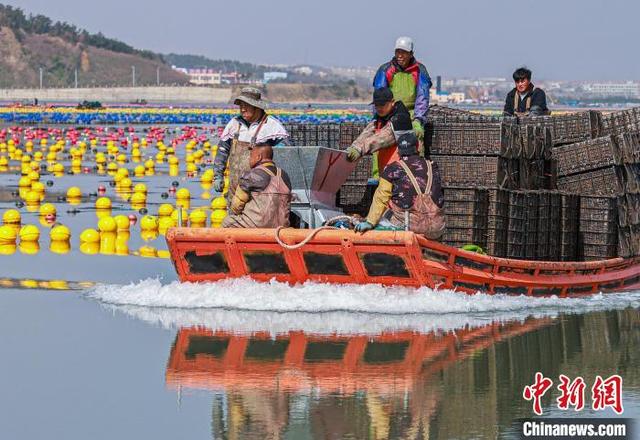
[166,228,640,297]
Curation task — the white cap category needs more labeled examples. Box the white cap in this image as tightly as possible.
[395,36,414,52]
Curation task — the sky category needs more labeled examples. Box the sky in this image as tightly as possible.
[3,0,639,81]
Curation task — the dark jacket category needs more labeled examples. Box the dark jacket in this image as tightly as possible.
[503,85,549,116]
[375,101,413,132]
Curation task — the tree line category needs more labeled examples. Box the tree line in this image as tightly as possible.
[0,3,159,60]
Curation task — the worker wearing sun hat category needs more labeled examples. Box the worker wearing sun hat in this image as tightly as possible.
[373,36,432,143]
[213,87,289,202]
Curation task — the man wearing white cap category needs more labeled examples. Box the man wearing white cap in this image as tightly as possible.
[212,87,289,202]
[373,36,432,141]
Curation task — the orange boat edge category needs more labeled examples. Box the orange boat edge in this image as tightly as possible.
[165,227,640,297]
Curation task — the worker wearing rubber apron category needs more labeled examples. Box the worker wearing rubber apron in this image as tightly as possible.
[503,67,550,117]
[373,36,432,149]
[355,132,446,240]
[345,87,413,171]
[213,87,289,203]
[222,145,292,228]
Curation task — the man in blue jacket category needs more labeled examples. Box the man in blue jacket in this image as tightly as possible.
[373,36,432,141]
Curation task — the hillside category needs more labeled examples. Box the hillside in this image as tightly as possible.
[0,4,188,88]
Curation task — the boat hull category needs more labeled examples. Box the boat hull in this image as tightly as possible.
[166,228,640,296]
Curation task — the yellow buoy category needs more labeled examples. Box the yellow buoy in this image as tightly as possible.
[67,186,82,198]
[114,215,130,231]
[133,183,147,194]
[19,241,40,255]
[176,188,190,200]
[211,209,227,227]
[139,245,157,258]
[80,228,100,243]
[189,209,207,226]
[97,216,117,233]
[115,234,129,256]
[39,203,56,217]
[18,176,31,188]
[80,242,99,255]
[130,192,146,205]
[50,224,71,241]
[134,165,145,177]
[95,197,112,209]
[140,230,158,242]
[158,216,176,233]
[50,240,70,255]
[158,203,174,217]
[140,215,158,231]
[119,177,132,188]
[3,209,21,225]
[25,191,42,205]
[31,181,45,193]
[211,196,227,210]
[99,232,116,255]
[0,225,18,244]
[19,224,39,242]
[0,243,16,255]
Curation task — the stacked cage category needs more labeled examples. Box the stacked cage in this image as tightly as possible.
[551,129,640,259]
[427,118,521,188]
[442,187,489,249]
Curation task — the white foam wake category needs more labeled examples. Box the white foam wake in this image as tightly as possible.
[87,278,640,335]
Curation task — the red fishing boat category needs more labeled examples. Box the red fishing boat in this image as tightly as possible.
[166,146,640,297]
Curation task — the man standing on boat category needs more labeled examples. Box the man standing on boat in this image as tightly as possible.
[503,67,550,117]
[345,87,413,170]
[354,132,446,240]
[222,145,292,228]
[213,87,289,202]
[373,36,432,143]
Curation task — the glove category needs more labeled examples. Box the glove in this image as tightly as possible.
[346,146,362,162]
[355,221,374,233]
[213,176,224,192]
[412,119,425,140]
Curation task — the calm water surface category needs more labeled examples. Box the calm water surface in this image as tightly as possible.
[1,285,638,440]
[0,124,638,439]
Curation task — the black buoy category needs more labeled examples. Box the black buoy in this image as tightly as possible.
[88,192,97,198]
[138,208,148,215]
[46,180,54,187]
[108,181,116,187]
[171,181,179,187]
[15,201,24,208]
[11,190,19,197]
[161,192,169,199]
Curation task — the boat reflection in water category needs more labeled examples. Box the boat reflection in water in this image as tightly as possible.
[163,310,640,439]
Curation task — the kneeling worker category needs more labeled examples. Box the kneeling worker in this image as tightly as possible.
[355,133,446,240]
[221,145,292,228]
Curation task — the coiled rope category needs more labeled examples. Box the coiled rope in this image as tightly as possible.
[274,215,358,250]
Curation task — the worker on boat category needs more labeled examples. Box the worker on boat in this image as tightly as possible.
[345,87,413,171]
[213,87,289,202]
[221,145,292,228]
[503,67,550,117]
[354,132,446,240]
[373,36,432,144]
